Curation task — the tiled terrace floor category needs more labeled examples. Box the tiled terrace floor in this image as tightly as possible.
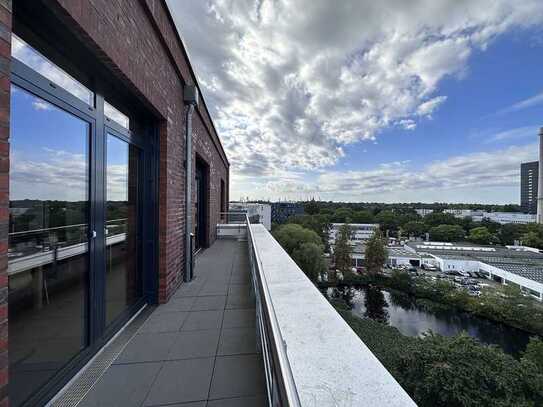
[79,239,267,407]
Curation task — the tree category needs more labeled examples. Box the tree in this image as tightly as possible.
[304,199,320,215]
[480,218,501,234]
[351,210,375,224]
[272,224,322,255]
[467,226,495,245]
[375,210,400,236]
[522,337,543,372]
[291,242,327,282]
[334,223,352,273]
[521,231,543,249]
[424,212,459,227]
[402,221,427,238]
[331,207,354,223]
[272,224,326,282]
[364,228,388,275]
[498,223,526,245]
[288,214,331,250]
[429,224,465,242]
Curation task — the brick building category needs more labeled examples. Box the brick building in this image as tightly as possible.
[0,0,229,404]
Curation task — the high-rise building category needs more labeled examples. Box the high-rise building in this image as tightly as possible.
[521,161,539,214]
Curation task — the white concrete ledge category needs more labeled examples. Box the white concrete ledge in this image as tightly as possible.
[250,224,416,407]
[216,223,247,239]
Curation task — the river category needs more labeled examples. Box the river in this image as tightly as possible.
[330,286,533,356]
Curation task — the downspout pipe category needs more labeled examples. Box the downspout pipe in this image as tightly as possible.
[184,85,199,282]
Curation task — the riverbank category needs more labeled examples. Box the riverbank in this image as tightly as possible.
[322,270,543,337]
[333,300,543,407]
[336,286,532,355]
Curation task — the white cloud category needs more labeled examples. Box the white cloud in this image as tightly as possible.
[32,99,52,111]
[167,0,543,195]
[416,96,448,117]
[495,91,543,115]
[263,144,538,201]
[11,148,129,202]
[484,125,539,143]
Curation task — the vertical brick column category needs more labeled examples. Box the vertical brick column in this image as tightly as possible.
[0,1,9,405]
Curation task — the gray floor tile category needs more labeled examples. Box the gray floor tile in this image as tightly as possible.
[225,294,254,310]
[227,284,251,297]
[155,297,196,314]
[115,332,178,364]
[168,330,221,360]
[181,310,224,331]
[218,328,257,356]
[207,395,267,407]
[173,283,205,298]
[209,354,266,400]
[139,311,189,333]
[222,309,256,329]
[191,295,227,311]
[143,358,215,406]
[230,275,250,284]
[198,285,229,296]
[79,362,161,407]
[146,403,206,407]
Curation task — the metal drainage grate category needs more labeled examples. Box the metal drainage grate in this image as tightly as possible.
[47,306,154,407]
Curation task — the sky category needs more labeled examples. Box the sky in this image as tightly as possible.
[167,0,543,204]
[10,36,132,203]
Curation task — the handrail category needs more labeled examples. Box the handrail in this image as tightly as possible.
[245,214,301,407]
[9,218,128,237]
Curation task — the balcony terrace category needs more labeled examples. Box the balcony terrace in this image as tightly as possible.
[53,216,414,406]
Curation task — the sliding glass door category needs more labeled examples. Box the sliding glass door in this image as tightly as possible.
[105,133,142,326]
[9,86,91,406]
[8,36,150,406]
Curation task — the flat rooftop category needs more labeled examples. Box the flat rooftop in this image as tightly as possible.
[78,239,266,406]
[407,241,543,283]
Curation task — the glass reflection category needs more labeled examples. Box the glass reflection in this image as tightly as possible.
[9,86,89,406]
[104,101,130,129]
[105,134,141,325]
[11,35,93,105]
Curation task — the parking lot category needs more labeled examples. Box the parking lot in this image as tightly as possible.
[385,264,505,298]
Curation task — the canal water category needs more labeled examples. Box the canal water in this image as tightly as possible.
[330,286,533,356]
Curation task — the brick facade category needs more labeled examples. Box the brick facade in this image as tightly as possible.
[2,0,228,403]
[0,0,8,405]
[45,0,229,302]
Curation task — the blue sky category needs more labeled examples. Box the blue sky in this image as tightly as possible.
[168,0,543,204]
[10,86,129,202]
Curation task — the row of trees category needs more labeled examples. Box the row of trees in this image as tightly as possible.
[287,203,543,248]
[303,199,522,216]
[273,219,389,282]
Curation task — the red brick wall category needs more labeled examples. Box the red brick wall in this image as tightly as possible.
[44,0,230,302]
[0,0,8,404]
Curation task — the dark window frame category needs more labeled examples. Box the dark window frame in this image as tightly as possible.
[9,39,158,407]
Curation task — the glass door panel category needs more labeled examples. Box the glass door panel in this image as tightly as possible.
[8,86,89,406]
[105,134,141,326]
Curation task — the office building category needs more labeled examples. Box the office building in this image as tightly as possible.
[270,202,304,224]
[521,161,538,214]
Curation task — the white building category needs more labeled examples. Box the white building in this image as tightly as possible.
[406,241,543,300]
[482,212,536,224]
[329,223,379,271]
[329,223,379,247]
[229,202,272,230]
[414,208,434,217]
[443,209,536,224]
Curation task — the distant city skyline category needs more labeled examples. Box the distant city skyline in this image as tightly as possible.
[169,1,543,203]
